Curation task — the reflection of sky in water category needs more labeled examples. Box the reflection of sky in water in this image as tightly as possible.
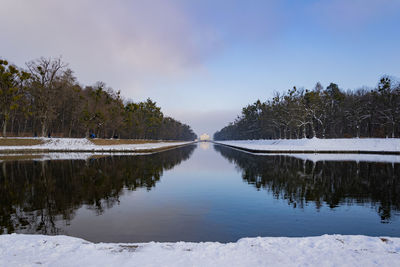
[199,142,210,150]
[57,143,400,243]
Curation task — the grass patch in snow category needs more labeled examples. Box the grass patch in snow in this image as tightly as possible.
[0,154,43,161]
[88,139,176,146]
[0,138,44,146]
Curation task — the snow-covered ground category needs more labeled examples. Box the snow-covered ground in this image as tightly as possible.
[0,234,399,267]
[216,138,400,153]
[0,138,192,152]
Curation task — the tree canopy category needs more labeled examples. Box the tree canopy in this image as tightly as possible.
[0,57,196,140]
[214,79,400,140]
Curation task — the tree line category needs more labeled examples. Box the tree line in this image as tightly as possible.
[0,57,196,140]
[214,78,400,140]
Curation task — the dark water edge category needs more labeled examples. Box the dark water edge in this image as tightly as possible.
[1,143,399,243]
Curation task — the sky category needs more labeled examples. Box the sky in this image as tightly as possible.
[1,0,400,136]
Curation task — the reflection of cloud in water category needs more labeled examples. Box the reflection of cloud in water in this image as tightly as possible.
[199,142,210,150]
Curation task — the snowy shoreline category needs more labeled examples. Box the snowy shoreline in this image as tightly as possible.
[215,138,400,154]
[0,234,399,266]
[0,138,194,153]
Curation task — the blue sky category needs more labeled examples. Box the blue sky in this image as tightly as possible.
[1,0,399,135]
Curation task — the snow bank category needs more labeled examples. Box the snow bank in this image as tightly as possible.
[0,138,192,152]
[0,234,399,267]
[216,138,400,153]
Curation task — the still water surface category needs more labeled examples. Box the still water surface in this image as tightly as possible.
[1,143,399,242]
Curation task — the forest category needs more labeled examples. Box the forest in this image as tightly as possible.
[0,57,196,140]
[214,78,400,140]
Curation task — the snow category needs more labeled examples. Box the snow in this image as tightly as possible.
[0,234,399,267]
[216,138,400,153]
[0,138,192,152]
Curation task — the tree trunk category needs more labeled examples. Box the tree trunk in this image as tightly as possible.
[2,119,7,137]
[11,117,15,136]
[69,119,75,138]
[61,111,65,135]
[41,121,47,137]
[356,123,360,138]
[311,122,317,138]
[311,123,317,138]
[392,123,395,138]
[17,119,21,135]
[23,119,28,135]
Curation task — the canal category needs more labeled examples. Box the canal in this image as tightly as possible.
[1,142,399,243]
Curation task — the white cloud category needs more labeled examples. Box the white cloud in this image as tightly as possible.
[0,0,220,93]
[0,0,285,134]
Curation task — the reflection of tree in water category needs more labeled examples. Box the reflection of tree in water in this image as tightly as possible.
[0,145,195,235]
[214,145,400,222]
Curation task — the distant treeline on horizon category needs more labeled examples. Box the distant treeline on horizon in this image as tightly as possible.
[0,57,196,140]
[214,78,400,140]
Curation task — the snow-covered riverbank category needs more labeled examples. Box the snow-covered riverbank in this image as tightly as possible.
[0,234,399,267]
[215,138,400,154]
[0,138,193,152]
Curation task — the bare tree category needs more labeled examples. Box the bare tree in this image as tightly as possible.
[26,57,67,136]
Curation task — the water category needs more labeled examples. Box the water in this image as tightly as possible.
[1,143,399,243]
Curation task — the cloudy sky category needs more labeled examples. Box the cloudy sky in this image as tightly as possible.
[1,0,399,135]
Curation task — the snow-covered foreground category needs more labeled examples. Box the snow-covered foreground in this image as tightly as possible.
[216,138,400,153]
[0,234,399,267]
[0,138,192,152]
